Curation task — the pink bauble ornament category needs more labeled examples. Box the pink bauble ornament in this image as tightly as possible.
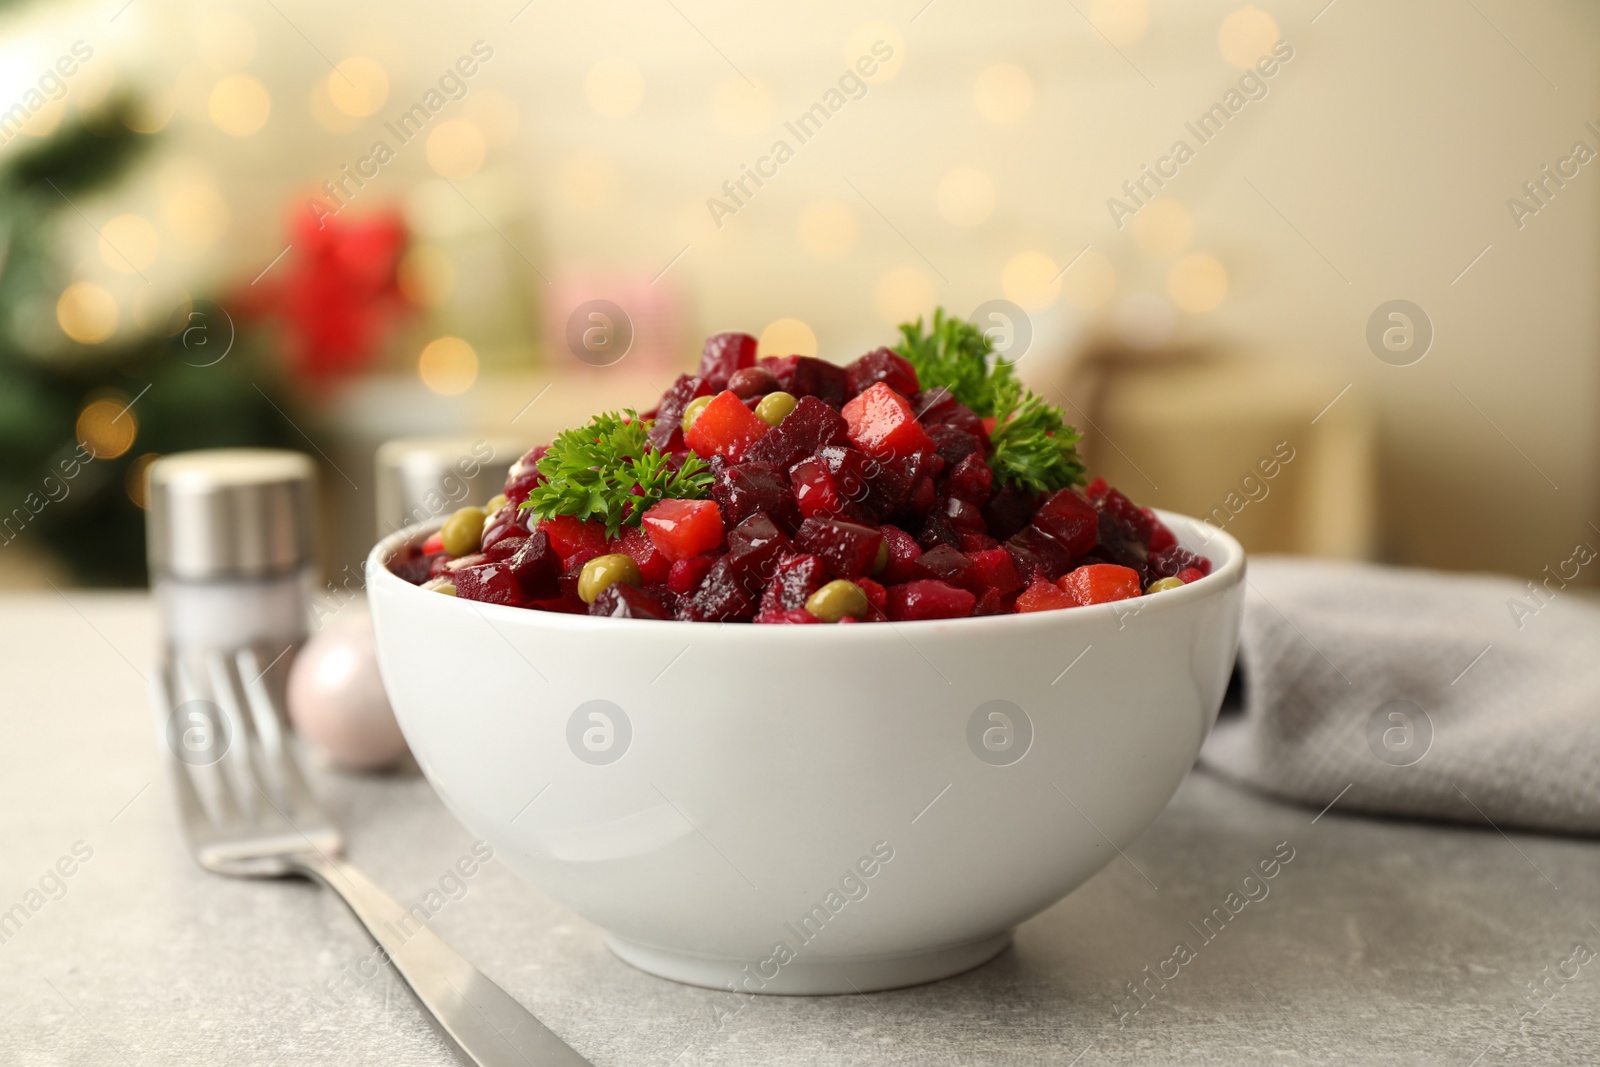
[287,604,408,771]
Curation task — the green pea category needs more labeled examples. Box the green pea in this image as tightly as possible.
[754,391,797,427]
[440,506,487,557]
[1147,576,1185,594]
[428,580,457,596]
[579,553,643,604]
[681,395,713,434]
[805,579,870,623]
[485,493,508,514]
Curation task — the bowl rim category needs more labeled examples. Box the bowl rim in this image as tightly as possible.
[365,507,1245,636]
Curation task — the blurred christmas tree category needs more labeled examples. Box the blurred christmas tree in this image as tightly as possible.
[0,97,299,585]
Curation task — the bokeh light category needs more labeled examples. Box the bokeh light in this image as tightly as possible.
[845,23,905,84]
[418,336,479,395]
[126,453,161,509]
[795,200,859,262]
[1087,0,1150,46]
[1218,6,1281,69]
[57,283,118,344]
[713,77,773,137]
[208,75,271,136]
[425,119,486,179]
[1167,253,1229,311]
[936,168,996,227]
[1002,251,1061,310]
[873,267,936,325]
[1130,198,1193,258]
[1061,248,1117,310]
[76,398,137,460]
[758,318,818,358]
[328,57,389,117]
[99,215,159,274]
[585,58,645,118]
[975,64,1032,124]
[164,180,230,249]
[559,153,622,211]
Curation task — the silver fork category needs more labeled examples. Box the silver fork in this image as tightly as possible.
[151,645,593,1067]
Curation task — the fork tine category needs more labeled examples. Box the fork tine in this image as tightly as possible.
[235,645,322,824]
[174,649,247,827]
[151,658,215,841]
[205,648,281,827]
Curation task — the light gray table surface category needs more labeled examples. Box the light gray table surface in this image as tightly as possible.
[1,592,1596,1067]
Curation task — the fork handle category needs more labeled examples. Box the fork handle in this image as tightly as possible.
[296,854,593,1067]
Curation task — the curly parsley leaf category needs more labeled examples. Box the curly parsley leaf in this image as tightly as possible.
[894,309,1086,495]
[519,410,713,537]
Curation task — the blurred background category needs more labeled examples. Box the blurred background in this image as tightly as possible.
[1,0,1594,588]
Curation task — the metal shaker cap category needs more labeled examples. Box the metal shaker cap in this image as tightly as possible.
[374,437,522,537]
[146,450,317,580]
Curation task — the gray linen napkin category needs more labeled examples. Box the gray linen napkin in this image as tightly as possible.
[1198,556,1600,835]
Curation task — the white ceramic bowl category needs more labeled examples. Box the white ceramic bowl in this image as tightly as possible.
[367,511,1245,994]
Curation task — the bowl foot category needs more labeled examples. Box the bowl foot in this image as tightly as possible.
[605,930,1013,995]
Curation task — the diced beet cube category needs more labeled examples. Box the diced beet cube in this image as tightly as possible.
[886,580,976,621]
[481,503,529,556]
[538,515,607,564]
[1005,525,1075,583]
[1099,487,1156,545]
[453,561,527,606]
[973,588,1007,616]
[683,390,770,461]
[960,532,999,553]
[945,452,993,505]
[744,396,849,469]
[507,529,562,600]
[788,356,850,406]
[713,461,802,535]
[616,525,673,582]
[589,583,672,620]
[965,547,1023,594]
[503,446,548,506]
[1148,544,1211,580]
[917,544,983,593]
[1059,563,1142,605]
[1032,488,1098,556]
[790,457,844,519]
[676,558,756,621]
[794,517,885,579]
[485,534,527,563]
[642,498,725,561]
[697,332,758,391]
[846,347,919,397]
[724,513,793,597]
[758,354,799,389]
[1083,510,1149,582]
[667,554,717,595]
[390,550,434,585]
[728,365,779,398]
[842,383,936,460]
[649,374,713,450]
[917,511,962,551]
[857,576,888,612]
[818,445,903,521]
[1015,579,1076,613]
[1084,476,1110,503]
[912,388,986,438]
[878,524,923,583]
[944,495,986,534]
[429,553,451,579]
[983,485,1037,542]
[1144,509,1177,552]
[530,574,587,615]
[1177,566,1205,584]
[753,608,820,625]
[928,424,985,468]
[759,551,828,613]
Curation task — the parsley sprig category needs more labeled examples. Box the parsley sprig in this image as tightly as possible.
[519,410,712,537]
[894,309,1086,496]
